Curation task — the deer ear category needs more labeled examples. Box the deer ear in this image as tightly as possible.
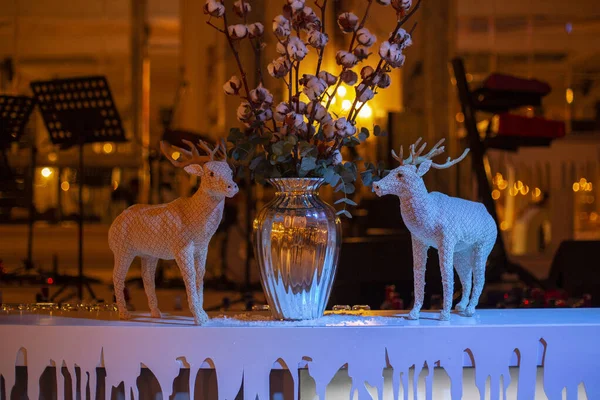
[416,160,432,177]
[184,164,204,176]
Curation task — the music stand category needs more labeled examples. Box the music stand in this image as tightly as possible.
[30,76,126,301]
[0,95,36,273]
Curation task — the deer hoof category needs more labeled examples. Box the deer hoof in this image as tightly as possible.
[119,311,132,320]
[455,302,467,312]
[194,310,210,326]
[439,311,451,321]
[150,309,162,319]
[464,307,476,317]
[407,310,420,320]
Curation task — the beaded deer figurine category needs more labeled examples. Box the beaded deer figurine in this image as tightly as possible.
[109,139,238,325]
[373,138,497,320]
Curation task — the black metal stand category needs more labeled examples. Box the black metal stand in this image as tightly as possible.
[0,95,37,279]
[30,76,126,301]
[451,58,541,287]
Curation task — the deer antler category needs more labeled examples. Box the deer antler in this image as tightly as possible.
[390,137,468,169]
[160,139,220,168]
[430,148,470,169]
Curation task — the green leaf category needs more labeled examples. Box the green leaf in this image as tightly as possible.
[300,156,317,174]
[360,170,373,187]
[342,183,356,194]
[249,156,264,171]
[298,141,317,157]
[323,168,341,186]
[373,125,388,137]
[336,209,353,219]
[228,128,244,142]
[334,198,358,206]
[272,141,285,156]
[358,127,370,142]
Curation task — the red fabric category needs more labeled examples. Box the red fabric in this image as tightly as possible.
[496,113,565,138]
[483,74,551,96]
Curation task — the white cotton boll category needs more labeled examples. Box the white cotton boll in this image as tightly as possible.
[275,102,291,122]
[273,15,291,38]
[249,84,274,106]
[223,76,242,95]
[228,24,248,39]
[268,57,291,78]
[233,0,251,17]
[336,51,358,68]
[276,42,287,55]
[287,37,308,61]
[379,41,405,67]
[302,76,327,101]
[285,112,304,128]
[391,0,412,12]
[237,101,254,125]
[318,71,337,86]
[323,121,336,139]
[353,45,371,61]
[287,0,305,11]
[334,117,356,137]
[340,70,358,85]
[390,28,412,48]
[307,29,329,49]
[377,73,391,88]
[247,22,265,38]
[337,12,359,33]
[332,150,343,165]
[360,66,375,80]
[307,102,331,123]
[355,84,374,103]
[203,0,225,17]
[356,28,376,47]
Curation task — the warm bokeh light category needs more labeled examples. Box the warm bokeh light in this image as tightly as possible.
[103,143,114,154]
[492,190,500,200]
[566,88,574,104]
[520,185,529,195]
[573,182,580,192]
[337,86,347,97]
[41,167,52,178]
[509,187,518,196]
[113,181,119,190]
[591,212,598,222]
[515,181,524,190]
[498,180,508,190]
[172,151,181,160]
[48,152,57,162]
[455,112,465,123]
[500,221,509,231]
[359,104,373,118]
[533,187,541,198]
[61,181,70,191]
[341,100,352,111]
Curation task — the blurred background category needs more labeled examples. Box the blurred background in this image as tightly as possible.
[0,0,599,312]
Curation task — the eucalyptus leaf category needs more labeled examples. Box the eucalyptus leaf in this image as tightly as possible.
[334,198,358,206]
[336,209,352,218]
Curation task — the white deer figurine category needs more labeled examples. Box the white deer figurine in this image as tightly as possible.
[373,138,497,320]
[109,139,238,325]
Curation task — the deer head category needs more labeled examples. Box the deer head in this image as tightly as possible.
[373,138,469,197]
[160,139,239,198]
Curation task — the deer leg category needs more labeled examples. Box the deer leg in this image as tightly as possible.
[140,257,161,318]
[438,241,455,321]
[408,237,428,320]
[194,249,209,324]
[466,244,488,317]
[453,250,473,313]
[175,247,203,325]
[113,252,135,320]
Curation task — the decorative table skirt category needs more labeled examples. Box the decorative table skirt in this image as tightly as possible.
[1,309,599,399]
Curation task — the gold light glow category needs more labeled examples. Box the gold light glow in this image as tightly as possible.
[500,221,509,231]
[48,153,58,162]
[573,182,580,192]
[172,151,181,160]
[520,185,530,195]
[341,100,352,111]
[337,86,347,97]
[61,181,70,191]
[41,167,53,178]
[103,143,114,154]
[498,180,508,190]
[566,88,574,104]
[591,212,598,222]
[492,190,500,200]
[455,112,465,123]
[509,187,518,196]
[533,187,541,198]
[359,104,373,118]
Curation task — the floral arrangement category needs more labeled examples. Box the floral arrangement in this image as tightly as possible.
[204,0,421,215]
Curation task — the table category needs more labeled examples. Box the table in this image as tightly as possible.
[1,309,599,399]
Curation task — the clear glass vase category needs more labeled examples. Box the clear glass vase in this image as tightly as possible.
[252,178,342,320]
